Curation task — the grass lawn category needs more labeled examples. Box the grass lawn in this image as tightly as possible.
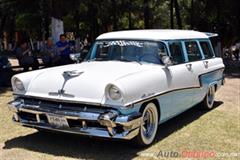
[0,77,239,160]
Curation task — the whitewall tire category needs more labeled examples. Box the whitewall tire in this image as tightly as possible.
[134,102,159,146]
[203,85,215,110]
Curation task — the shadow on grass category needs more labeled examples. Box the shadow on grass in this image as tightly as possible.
[2,101,223,160]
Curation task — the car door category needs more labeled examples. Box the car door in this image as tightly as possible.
[199,40,216,71]
[194,40,219,101]
[159,41,196,120]
[183,40,206,105]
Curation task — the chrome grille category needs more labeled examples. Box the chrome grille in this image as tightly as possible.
[21,97,112,114]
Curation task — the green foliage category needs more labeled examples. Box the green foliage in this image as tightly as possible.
[15,13,41,31]
[0,0,239,45]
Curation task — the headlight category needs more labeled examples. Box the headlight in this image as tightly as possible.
[108,85,122,100]
[13,78,25,91]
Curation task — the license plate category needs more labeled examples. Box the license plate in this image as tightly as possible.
[47,114,69,128]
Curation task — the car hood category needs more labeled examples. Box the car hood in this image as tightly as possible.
[23,61,152,104]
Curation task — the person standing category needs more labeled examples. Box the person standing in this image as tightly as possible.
[56,34,72,65]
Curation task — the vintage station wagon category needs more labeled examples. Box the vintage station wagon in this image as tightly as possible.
[9,30,225,146]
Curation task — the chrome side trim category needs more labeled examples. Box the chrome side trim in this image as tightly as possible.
[126,67,225,106]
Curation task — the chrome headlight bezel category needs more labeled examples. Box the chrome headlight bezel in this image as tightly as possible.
[13,77,25,92]
[107,84,123,101]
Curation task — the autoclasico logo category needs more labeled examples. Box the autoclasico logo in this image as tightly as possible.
[138,151,240,159]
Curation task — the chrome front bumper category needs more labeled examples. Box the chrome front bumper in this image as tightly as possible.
[8,99,142,140]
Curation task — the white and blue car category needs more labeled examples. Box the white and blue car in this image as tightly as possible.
[9,30,225,146]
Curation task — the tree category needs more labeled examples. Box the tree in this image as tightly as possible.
[170,0,174,29]
[111,0,118,30]
[39,0,50,40]
[174,0,182,29]
[49,0,81,42]
[126,0,133,29]
[0,0,239,49]
[144,0,150,29]
[0,0,17,39]
[190,0,194,29]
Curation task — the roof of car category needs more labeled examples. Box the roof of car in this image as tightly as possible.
[96,29,210,41]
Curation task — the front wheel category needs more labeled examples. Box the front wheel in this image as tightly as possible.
[134,102,159,146]
[202,85,216,110]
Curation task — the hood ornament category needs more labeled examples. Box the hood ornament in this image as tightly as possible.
[48,70,83,97]
[62,70,84,78]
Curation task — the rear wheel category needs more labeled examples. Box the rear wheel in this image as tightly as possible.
[134,102,159,146]
[202,85,215,110]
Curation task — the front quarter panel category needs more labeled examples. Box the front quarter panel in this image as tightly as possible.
[113,67,167,106]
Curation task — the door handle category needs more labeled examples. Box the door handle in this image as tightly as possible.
[186,63,192,70]
[204,61,209,68]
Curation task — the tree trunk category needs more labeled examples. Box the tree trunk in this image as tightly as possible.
[174,0,182,29]
[87,2,99,41]
[0,15,7,38]
[50,0,64,43]
[170,0,174,29]
[51,17,64,43]
[144,0,150,29]
[111,0,117,30]
[39,0,50,40]
[44,14,50,39]
[128,11,132,29]
[50,0,63,20]
[73,10,80,37]
[127,1,132,29]
[190,0,194,29]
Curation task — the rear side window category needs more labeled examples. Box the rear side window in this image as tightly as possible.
[200,41,214,58]
[185,41,202,61]
[169,42,185,64]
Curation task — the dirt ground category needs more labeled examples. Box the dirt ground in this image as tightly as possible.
[0,75,239,160]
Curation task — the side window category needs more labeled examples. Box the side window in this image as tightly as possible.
[169,42,185,64]
[185,41,202,61]
[200,41,214,59]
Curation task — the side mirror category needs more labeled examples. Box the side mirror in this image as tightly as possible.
[162,56,172,67]
[70,53,81,63]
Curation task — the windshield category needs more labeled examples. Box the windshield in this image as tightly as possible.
[85,40,168,65]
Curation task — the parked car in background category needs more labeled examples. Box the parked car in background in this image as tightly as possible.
[9,30,225,146]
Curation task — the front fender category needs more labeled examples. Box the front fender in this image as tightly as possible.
[102,68,167,106]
